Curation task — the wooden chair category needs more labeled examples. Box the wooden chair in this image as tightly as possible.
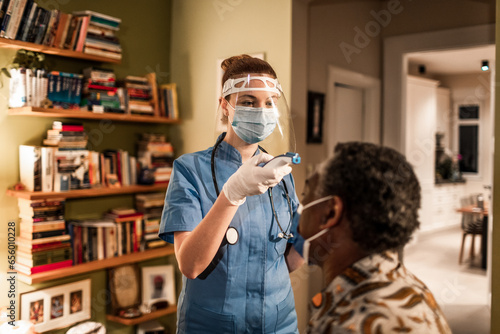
[458,196,484,264]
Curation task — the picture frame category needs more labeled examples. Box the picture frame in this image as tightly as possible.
[141,264,176,311]
[307,91,325,144]
[108,264,141,317]
[20,279,91,332]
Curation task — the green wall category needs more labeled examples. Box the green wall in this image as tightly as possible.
[0,1,176,333]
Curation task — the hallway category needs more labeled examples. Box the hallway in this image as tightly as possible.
[404,225,490,334]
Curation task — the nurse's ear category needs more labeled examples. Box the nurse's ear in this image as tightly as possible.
[219,97,230,117]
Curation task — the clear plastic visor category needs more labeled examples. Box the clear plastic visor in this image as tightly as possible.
[214,75,296,157]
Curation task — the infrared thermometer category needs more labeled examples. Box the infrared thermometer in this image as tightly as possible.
[261,152,301,169]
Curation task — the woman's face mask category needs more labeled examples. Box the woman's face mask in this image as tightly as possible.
[230,106,278,144]
[299,195,334,265]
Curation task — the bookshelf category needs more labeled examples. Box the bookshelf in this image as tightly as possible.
[0,38,121,63]
[1,4,177,332]
[106,305,177,326]
[17,246,175,284]
[8,107,181,124]
[6,183,169,200]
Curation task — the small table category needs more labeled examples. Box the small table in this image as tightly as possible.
[456,205,488,269]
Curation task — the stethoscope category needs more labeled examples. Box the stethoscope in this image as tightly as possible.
[197,133,294,280]
[211,132,294,244]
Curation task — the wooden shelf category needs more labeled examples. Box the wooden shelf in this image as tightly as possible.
[106,305,177,326]
[8,107,181,124]
[17,246,175,284]
[6,183,169,200]
[0,38,121,63]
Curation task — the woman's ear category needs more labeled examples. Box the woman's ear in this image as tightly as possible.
[320,196,343,229]
[219,97,229,117]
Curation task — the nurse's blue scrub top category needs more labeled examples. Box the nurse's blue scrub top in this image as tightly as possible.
[159,138,303,334]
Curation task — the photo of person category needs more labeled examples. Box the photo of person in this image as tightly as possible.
[70,290,82,314]
[50,295,64,319]
[151,274,167,299]
[29,299,44,324]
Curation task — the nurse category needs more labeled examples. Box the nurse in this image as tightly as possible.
[159,54,304,333]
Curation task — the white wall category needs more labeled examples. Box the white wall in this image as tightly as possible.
[169,0,293,157]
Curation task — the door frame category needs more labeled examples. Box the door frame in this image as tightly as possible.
[326,65,381,156]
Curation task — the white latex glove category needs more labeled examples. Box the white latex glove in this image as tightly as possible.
[222,153,293,206]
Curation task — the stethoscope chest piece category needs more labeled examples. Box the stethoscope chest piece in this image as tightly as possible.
[226,227,239,245]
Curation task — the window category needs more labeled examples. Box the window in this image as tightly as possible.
[458,104,479,174]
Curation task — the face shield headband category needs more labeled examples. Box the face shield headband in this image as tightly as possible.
[222,75,282,98]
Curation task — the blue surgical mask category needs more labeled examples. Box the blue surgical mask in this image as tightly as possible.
[231,106,277,144]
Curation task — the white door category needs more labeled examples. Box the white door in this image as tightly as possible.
[334,83,364,143]
[326,66,381,156]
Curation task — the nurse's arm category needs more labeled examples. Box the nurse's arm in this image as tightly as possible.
[285,244,304,272]
[173,192,239,279]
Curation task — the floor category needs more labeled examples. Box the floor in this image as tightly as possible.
[404,225,490,334]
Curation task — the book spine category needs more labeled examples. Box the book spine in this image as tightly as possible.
[74,15,89,52]
[0,0,17,38]
[5,0,26,39]
[19,0,35,41]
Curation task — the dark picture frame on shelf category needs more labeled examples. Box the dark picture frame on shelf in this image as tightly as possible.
[307,91,325,144]
[20,279,91,332]
[108,264,142,317]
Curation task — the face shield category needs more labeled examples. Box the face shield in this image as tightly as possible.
[215,74,296,156]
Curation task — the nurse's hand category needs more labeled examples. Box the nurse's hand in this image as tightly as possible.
[223,153,292,206]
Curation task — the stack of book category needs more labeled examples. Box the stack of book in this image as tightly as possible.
[43,121,88,149]
[135,192,167,249]
[123,75,156,116]
[80,67,122,113]
[73,10,122,60]
[46,71,84,109]
[105,208,144,254]
[0,2,122,58]
[16,198,72,276]
[137,133,174,184]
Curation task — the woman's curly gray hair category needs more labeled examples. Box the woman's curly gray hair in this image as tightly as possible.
[318,142,421,253]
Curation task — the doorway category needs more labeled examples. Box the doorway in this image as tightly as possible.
[384,25,495,334]
[326,65,381,154]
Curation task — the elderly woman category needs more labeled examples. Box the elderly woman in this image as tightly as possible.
[298,142,451,334]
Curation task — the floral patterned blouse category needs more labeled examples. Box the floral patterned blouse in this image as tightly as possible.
[307,252,452,334]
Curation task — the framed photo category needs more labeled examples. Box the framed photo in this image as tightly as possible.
[108,264,141,317]
[141,265,176,310]
[20,279,91,332]
[307,91,325,144]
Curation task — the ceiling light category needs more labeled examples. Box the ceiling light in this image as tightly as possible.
[481,60,489,71]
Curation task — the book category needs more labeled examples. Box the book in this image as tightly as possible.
[18,1,37,41]
[15,259,72,275]
[20,229,66,240]
[52,12,71,48]
[20,220,66,233]
[41,146,55,192]
[72,10,121,31]
[19,145,41,192]
[41,9,59,46]
[0,0,17,38]
[74,15,89,52]
[5,0,27,39]
[9,67,27,108]
[16,247,72,267]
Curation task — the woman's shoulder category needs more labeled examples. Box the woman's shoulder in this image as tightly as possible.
[174,147,213,166]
